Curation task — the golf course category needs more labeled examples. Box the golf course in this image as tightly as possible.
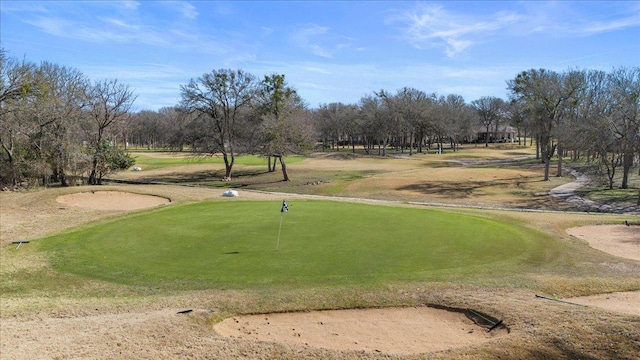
[1,145,639,359]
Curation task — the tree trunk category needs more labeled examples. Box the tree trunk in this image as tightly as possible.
[278,155,289,181]
[601,150,617,190]
[543,157,550,181]
[541,135,554,181]
[517,128,522,146]
[556,143,563,177]
[59,165,68,187]
[485,124,490,147]
[222,152,234,181]
[409,133,413,156]
[621,152,633,189]
[88,156,98,185]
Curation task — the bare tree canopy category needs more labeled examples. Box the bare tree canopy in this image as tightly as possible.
[508,69,583,180]
[2,46,638,204]
[180,68,257,181]
[87,79,137,185]
[472,96,505,147]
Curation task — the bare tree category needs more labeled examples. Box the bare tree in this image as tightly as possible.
[180,69,256,180]
[359,93,391,156]
[388,87,430,155]
[33,62,89,186]
[443,94,473,151]
[255,74,314,181]
[86,79,137,185]
[315,103,348,151]
[161,106,193,152]
[0,51,38,186]
[508,69,583,181]
[506,99,530,146]
[607,67,640,189]
[471,96,504,147]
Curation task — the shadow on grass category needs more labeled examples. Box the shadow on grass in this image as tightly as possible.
[131,168,279,185]
[396,177,540,199]
[396,177,587,211]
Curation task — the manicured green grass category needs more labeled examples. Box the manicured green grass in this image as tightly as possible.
[39,200,556,290]
[130,152,305,169]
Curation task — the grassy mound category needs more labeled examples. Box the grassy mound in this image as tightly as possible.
[39,200,555,290]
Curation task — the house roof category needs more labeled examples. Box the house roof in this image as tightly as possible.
[476,124,517,133]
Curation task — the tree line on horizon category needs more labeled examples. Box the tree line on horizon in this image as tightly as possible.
[1,49,638,198]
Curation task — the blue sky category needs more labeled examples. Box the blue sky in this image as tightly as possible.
[2,1,639,110]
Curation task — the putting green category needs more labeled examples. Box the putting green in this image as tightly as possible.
[40,200,549,289]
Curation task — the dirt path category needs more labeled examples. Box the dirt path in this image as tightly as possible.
[549,168,640,215]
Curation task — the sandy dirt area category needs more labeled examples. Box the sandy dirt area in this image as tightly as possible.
[564,291,640,317]
[214,306,507,355]
[0,309,209,360]
[563,225,640,315]
[567,225,640,261]
[56,191,171,210]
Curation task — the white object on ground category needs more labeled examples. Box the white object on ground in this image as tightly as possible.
[222,189,239,197]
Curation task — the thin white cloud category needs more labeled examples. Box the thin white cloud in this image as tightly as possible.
[82,63,188,80]
[261,26,274,36]
[19,2,253,62]
[582,15,639,34]
[507,1,639,37]
[101,17,141,31]
[120,1,140,11]
[80,63,190,110]
[391,4,521,57]
[299,65,331,75]
[0,1,48,13]
[291,24,333,58]
[25,15,167,45]
[290,24,357,59]
[163,1,199,19]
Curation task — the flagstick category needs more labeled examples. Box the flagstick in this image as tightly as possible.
[276,212,284,250]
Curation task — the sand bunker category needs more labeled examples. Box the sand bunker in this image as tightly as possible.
[56,191,170,210]
[214,306,507,355]
[567,225,640,261]
[564,291,640,316]
[565,224,639,316]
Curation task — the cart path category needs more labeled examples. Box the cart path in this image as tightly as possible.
[549,168,639,215]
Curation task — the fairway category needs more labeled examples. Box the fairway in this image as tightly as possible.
[40,200,548,289]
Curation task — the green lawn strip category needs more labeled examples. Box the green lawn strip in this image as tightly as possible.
[130,153,305,170]
[37,200,556,291]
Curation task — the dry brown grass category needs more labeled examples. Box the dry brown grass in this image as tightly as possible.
[1,147,639,359]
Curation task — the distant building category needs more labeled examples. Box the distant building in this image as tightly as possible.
[474,125,517,143]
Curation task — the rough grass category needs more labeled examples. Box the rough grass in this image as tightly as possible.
[119,146,577,211]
